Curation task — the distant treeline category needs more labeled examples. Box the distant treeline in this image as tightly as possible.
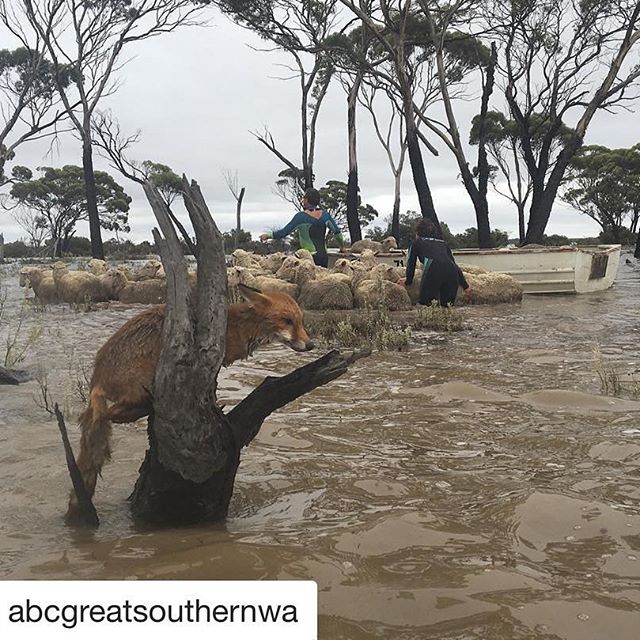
[2,229,619,260]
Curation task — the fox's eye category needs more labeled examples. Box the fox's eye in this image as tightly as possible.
[284,317,293,325]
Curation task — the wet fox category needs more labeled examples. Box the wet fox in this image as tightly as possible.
[68,284,313,518]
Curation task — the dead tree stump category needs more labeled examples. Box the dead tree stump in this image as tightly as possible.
[129,179,368,525]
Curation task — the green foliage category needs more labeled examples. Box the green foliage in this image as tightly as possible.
[366,211,456,249]
[9,165,131,255]
[143,160,183,205]
[455,227,509,248]
[470,110,573,148]
[65,236,92,255]
[103,238,155,260]
[598,227,637,246]
[562,144,640,242]
[223,228,252,253]
[3,240,34,258]
[0,47,73,102]
[319,179,378,232]
[541,234,571,246]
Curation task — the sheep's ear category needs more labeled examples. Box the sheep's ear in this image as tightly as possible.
[238,283,268,306]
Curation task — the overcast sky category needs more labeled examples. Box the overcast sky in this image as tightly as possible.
[2,4,637,244]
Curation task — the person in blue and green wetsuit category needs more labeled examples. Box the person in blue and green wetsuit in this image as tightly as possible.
[259,188,346,268]
[403,218,472,306]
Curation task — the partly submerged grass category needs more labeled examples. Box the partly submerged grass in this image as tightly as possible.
[592,343,640,398]
[307,303,465,352]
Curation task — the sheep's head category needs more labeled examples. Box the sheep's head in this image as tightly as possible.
[381,236,398,252]
[52,261,68,284]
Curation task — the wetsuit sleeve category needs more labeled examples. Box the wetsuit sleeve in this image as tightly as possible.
[446,245,469,289]
[267,212,305,240]
[405,242,418,285]
[324,212,345,246]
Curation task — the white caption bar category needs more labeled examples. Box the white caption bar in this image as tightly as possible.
[0,580,317,639]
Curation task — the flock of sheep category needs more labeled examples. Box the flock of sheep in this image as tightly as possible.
[20,240,523,310]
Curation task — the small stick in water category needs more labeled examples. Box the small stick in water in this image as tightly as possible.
[54,403,99,527]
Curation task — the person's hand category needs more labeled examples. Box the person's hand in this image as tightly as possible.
[399,278,407,286]
[339,245,350,253]
[259,233,269,242]
[464,287,472,298]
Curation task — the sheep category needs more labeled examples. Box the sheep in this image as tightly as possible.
[118,279,167,305]
[86,258,108,276]
[99,268,129,300]
[293,248,315,263]
[458,271,523,305]
[354,279,411,311]
[299,276,353,310]
[258,252,287,274]
[130,259,162,281]
[19,266,41,288]
[275,256,316,287]
[348,236,397,254]
[52,262,110,304]
[355,249,378,269]
[371,263,401,284]
[232,248,261,269]
[26,268,58,305]
[252,276,299,298]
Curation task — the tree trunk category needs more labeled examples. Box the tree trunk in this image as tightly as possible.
[129,178,369,526]
[82,137,104,259]
[235,186,245,249]
[391,173,401,243]
[474,198,492,249]
[517,202,526,245]
[635,231,640,259]
[346,74,363,243]
[474,44,497,249]
[406,129,439,228]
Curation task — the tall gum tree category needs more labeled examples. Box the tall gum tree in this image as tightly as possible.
[22,0,201,259]
[338,0,443,228]
[216,1,338,195]
[0,3,74,185]
[488,0,640,244]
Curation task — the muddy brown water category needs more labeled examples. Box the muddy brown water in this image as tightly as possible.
[1,258,640,639]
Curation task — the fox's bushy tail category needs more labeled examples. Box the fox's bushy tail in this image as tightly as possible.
[67,386,112,515]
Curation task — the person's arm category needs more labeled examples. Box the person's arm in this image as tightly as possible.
[262,212,305,241]
[324,212,346,247]
[446,245,470,290]
[405,242,418,286]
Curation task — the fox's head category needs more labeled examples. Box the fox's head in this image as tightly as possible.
[238,284,314,353]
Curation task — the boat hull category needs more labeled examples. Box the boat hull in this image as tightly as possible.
[328,245,622,294]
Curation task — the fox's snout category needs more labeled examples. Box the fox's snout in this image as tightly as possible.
[289,337,314,352]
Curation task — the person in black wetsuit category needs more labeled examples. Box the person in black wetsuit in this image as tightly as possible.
[260,188,345,268]
[403,218,471,306]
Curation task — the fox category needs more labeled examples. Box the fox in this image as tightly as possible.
[68,284,313,519]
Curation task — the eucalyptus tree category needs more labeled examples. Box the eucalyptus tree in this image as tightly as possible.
[217,1,339,194]
[561,144,640,243]
[338,0,442,227]
[487,0,640,244]
[412,0,498,247]
[9,164,131,256]
[470,111,573,243]
[322,16,379,242]
[358,81,408,241]
[0,3,73,185]
[22,0,201,259]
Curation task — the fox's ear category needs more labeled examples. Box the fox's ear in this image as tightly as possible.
[238,283,268,305]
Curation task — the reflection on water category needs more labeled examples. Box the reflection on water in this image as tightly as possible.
[1,257,640,639]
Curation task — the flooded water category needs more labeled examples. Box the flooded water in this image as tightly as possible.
[1,257,639,639]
